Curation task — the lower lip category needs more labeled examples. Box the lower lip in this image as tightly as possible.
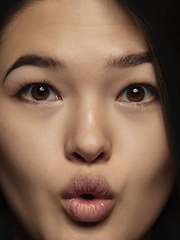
[63,197,113,222]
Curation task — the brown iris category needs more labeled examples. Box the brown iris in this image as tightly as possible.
[31,84,50,100]
[126,86,145,102]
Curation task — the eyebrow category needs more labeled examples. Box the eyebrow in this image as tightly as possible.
[3,54,67,82]
[107,51,152,68]
[3,51,152,82]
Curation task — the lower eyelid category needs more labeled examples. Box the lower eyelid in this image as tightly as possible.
[116,97,158,109]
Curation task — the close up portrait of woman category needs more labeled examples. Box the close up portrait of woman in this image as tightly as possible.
[0,0,180,239]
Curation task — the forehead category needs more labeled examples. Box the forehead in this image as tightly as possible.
[6,0,136,26]
[0,0,148,71]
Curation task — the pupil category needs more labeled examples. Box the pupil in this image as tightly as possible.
[131,88,139,98]
[127,86,145,102]
[31,84,50,100]
[38,87,46,96]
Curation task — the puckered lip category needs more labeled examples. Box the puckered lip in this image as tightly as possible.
[62,174,114,200]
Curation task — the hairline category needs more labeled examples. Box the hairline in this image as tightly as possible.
[0,0,44,48]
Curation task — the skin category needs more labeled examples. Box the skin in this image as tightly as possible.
[0,0,175,239]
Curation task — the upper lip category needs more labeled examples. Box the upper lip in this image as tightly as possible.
[62,174,114,199]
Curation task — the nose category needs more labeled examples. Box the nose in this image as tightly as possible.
[65,103,112,164]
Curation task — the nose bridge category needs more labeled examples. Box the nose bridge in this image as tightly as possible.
[77,100,104,144]
[65,98,111,163]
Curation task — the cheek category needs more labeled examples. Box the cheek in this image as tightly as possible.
[0,114,66,233]
[0,115,54,199]
[0,121,39,205]
[123,125,173,200]
[101,108,174,239]
[111,104,170,170]
[0,103,73,200]
[112,105,174,190]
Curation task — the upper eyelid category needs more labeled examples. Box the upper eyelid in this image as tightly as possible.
[120,83,158,92]
[118,83,159,98]
[116,83,159,104]
[15,81,55,94]
[13,80,158,103]
[22,83,57,93]
[15,82,62,102]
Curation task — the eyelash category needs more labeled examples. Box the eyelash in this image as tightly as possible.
[15,81,61,104]
[116,82,159,106]
[14,81,159,106]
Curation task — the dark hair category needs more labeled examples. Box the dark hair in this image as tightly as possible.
[120,0,180,180]
[0,0,180,239]
[119,1,180,239]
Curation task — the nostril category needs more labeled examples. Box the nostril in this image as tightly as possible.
[96,152,104,159]
[81,194,94,200]
[73,152,84,160]
[70,150,108,163]
[73,152,104,160]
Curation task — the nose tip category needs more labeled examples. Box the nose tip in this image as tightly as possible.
[65,131,111,164]
[64,102,112,164]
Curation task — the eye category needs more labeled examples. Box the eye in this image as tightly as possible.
[18,83,61,102]
[117,84,159,103]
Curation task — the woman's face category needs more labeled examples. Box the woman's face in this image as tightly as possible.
[0,0,174,239]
